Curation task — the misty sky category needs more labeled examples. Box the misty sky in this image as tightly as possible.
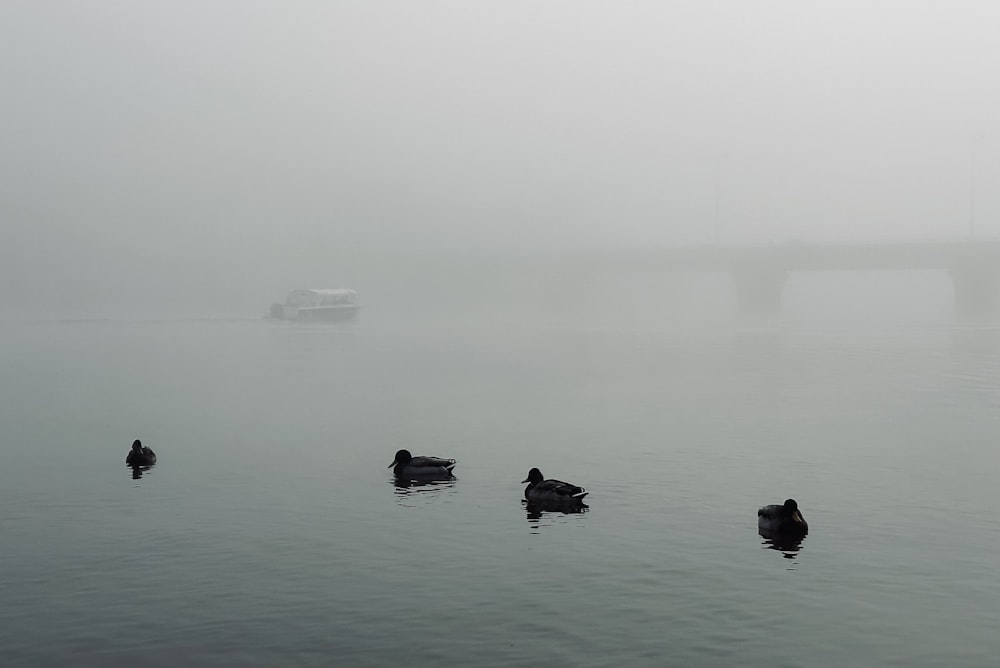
[2,1,1000,311]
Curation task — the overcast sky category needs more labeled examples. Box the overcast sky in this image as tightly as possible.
[2,1,999,311]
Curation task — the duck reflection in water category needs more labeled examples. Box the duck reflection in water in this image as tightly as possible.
[759,528,807,558]
[524,501,589,522]
[389,476,457,506]
[129,464,153,480]
[391,476,457,492]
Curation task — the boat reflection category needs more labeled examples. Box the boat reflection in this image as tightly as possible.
[759,528,807,560]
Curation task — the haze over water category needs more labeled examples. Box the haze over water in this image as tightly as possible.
[2,285,999,666]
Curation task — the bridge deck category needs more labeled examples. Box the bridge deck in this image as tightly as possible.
[591,239,1000,273]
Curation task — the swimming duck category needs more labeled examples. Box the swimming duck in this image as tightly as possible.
[125,439,157,466]
[521,468,588,504]
[388,449,456,478]
[757,498,808,534]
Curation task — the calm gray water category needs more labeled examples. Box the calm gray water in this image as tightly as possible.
[1,308,999,666]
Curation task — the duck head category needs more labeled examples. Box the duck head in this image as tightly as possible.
[521,468,544,484]
[131,439,143,453]
[784,498,805,524]
[388,449,412,468]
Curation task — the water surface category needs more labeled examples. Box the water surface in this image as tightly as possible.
[1,313,998,666]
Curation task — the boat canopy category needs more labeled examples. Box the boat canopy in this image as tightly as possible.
[286,288,358,306]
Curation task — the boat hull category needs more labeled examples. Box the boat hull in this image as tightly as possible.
[283,305,359,322]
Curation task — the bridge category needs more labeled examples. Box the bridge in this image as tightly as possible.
[568,239,1000,317]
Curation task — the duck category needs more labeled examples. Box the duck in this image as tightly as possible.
[125,439,157,466]
[388,449,456,478]
[521,468,588,504]
[757,498,808,534]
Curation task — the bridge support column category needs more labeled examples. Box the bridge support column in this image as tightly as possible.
[950,263,1000,319]
[730,267,788,315]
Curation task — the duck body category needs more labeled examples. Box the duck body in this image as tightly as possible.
[388,449,456,478]
[758,498,808,534]
[125,439,157,466]
[522,468,587,504]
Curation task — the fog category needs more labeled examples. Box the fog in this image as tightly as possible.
[3,1,1000,318]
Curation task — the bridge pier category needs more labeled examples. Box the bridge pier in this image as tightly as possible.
[730,267,788,315]
[950,262,1000,319]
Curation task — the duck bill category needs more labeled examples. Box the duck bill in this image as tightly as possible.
[520,478,530,483]
[387,461,398,468]
[792,510,804,524]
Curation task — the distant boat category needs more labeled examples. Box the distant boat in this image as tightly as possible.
[269,289,360,322]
